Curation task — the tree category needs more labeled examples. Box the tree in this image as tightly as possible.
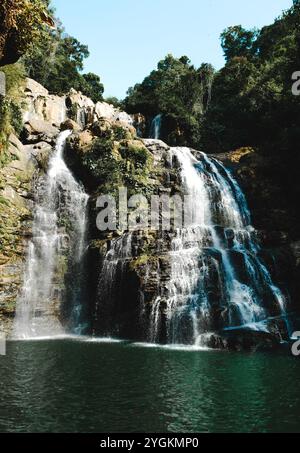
[80,73,104,103]
[201,1,300,156]
[221,26,258,61]
[124,54,214,147]
[22,5,104,99]
[105,97,123,109]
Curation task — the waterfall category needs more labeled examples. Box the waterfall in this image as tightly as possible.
[150,114,162,139]
[150,148,290,345]
[13,130,89,339]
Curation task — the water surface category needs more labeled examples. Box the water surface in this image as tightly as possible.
[0,340,299,433]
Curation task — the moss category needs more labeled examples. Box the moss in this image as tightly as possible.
[56,256,68,278]
[228,147,255,164]
[129,254,159,271]
[0,63,26,165]
[112,124,128,141]
[129,255,149,270]
[0,171,30,258]
[0,195,10,206]
[76,130,157,198]
[89,239,110,255]
[120,141,150,166]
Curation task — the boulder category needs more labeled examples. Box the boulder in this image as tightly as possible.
[91,118,114,137]
[94,102,116,121]
[200,329,282,351]
[61,118,81,132]
[33,95,66,126]
[142,139,170,164]
[114,111,133,126]
[23,79,67,127]
[24,142,53,171]
[224,329,282,352]
[24,78,49,97]
[69,130,95,153]
[23,118,59,144]
[95,102,133,127]
[5,134,36,179]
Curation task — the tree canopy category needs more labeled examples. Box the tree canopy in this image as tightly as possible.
[22,5,104,101]
[124,0,300,159]
[124,54,214,147]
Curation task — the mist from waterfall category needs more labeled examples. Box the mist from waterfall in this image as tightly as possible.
[150,147,289,345]
[13,130,89,339]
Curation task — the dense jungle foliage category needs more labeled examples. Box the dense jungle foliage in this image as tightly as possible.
[125,0,300,158]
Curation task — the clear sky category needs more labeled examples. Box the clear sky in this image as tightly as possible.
[52,0,293,99]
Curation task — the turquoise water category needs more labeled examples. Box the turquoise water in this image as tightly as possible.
[0,339,299,433]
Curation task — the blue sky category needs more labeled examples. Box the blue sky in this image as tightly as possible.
[52,0,292,99]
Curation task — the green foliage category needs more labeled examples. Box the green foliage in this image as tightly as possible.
[0,0,104,99]
[105,97,124,109]
[201,1,300,155]
[124,1,300,165]
[75,129,154,197]
[83,137,121,190]
[0,63,25,165]
[124,54,215,148]
[120,142,150,168]
[22,5,104,99]
[220,26,258,61]
[112,125,128,141]
[80,73,104,103]
[0,0,53,66]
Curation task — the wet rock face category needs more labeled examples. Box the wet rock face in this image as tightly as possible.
[87,231,173,342]
[64,131,294,348]
[22,119,59,144]
[0,135,36,334]
[82,140,297,349]
[214,149,298,237]
[0,81,108,334]
[202,330,282,352]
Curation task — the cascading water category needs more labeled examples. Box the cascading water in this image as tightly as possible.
[13,130,89,339]
[150,147,290,345]
[150,114,162,139]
